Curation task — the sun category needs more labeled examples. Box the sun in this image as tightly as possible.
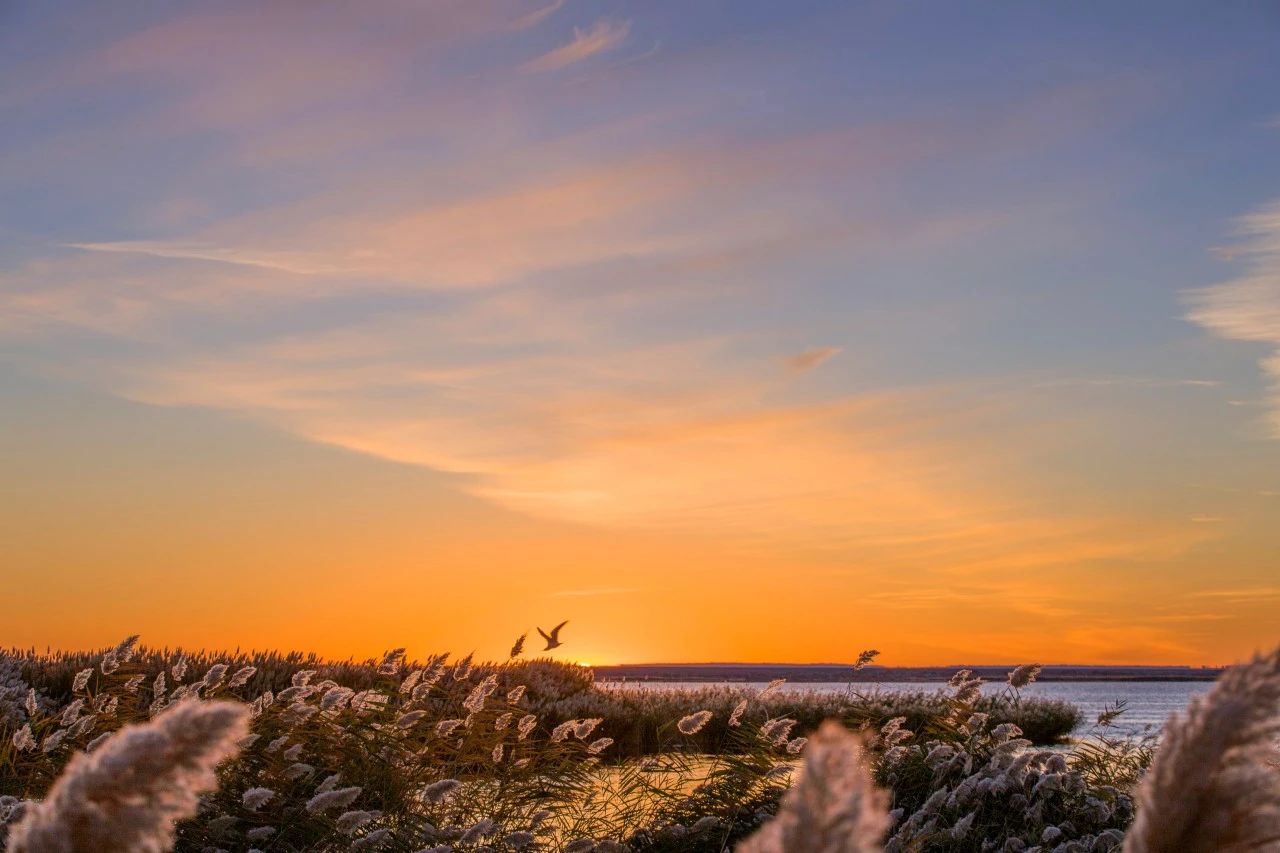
[575,660,593,668]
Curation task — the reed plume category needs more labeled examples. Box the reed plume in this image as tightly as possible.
[739,720,889,853]
[677,710,713,735]
[1123,646,1280,853]
[7,699,248,853]
[1007,663,1042,690]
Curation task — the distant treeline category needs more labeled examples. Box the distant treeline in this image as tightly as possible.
[594,663,1226,682]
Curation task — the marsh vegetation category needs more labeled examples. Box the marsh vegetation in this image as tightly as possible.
[1,638,1275,851]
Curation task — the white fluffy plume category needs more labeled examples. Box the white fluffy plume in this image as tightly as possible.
[739,720,890,853]
[8,699,249,853]
[1123,647,1280,853]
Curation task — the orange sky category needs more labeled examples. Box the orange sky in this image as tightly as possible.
[3,371,1276,666]
[2,2,1279,666]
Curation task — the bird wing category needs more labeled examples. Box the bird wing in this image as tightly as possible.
[536,626,551,642]
[549,620,569,641]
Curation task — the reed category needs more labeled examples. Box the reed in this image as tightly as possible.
[1,637,1273,852]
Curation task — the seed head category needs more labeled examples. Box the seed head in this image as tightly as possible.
[337,809,375,835]
[228,666,257,688]
[463,673,499,714]
[761,716,798,745]
[739,721,889,853]
[242,787,275,811]
[7,700,248,853]
[1124,647,1280,853]
[574,718,602,739]
[1007,664,1042,690]
[306,786,362,814]
[853,650,880,671]
[678,710,714,735]
[12,724,35,752]
[421,779,461,804]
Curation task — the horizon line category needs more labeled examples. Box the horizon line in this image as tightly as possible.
[589,661,1228,670]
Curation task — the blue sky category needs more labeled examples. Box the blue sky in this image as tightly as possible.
[1,1,1278,662]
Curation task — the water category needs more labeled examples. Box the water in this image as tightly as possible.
[605,680,1210,738]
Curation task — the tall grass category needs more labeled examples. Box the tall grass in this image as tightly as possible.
[1,637,1274,851]
[0,640,801,850]
[547,684,1079,753]
[3,645,1079,754]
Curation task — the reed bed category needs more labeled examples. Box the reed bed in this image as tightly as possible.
[0,636,1274,852]
[568,684,1080,752]
[3,646,1078,755]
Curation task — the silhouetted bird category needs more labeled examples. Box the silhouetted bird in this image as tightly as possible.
[538,621,568,651]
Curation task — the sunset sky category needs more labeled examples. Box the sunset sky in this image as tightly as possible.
[2,1,1278,666]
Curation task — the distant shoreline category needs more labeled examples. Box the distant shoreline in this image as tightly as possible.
[592,663,1226,683]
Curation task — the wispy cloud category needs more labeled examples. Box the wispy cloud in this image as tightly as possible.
[1186,200,1280,434]
[65,242,332,276]
[47,124,981,297]
[1,0,1263,666]
[785,346,841,374]
[511,0,565,31]
[523,19,630,72]
[89,324,1202,577]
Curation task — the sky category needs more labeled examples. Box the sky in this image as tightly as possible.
[2,1,1279,666]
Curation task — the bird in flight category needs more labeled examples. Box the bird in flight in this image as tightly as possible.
[537,620,568,651]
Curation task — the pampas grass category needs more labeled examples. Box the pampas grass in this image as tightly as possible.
[0,644,1118,851]
[1,638,1274,852]
[550,682,1080,754]
[1123,647,1280,853]
[677,711,714,735]
[7,700,247,852]
[738,720,889,853]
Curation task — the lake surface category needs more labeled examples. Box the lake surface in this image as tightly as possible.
[605,680,1209,738]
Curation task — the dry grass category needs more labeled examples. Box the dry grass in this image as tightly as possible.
[1,636,1272,852]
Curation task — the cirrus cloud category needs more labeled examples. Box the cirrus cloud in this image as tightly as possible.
[523,18,631,72]
[1186,200,1280,435]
